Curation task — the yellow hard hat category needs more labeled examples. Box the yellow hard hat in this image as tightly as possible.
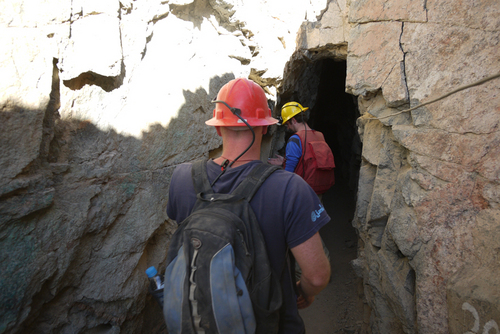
[280,102,309,125]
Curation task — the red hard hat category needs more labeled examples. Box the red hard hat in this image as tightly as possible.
[206,78,279,127]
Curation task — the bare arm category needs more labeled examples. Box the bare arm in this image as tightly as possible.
[291,232,330,309]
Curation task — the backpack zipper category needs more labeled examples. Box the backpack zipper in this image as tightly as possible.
[236,229,250,256]
[189,242,204,333]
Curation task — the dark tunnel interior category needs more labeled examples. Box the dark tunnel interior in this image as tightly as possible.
[279,58,362,197]
[291,58,365,329]
[309,59,361,195]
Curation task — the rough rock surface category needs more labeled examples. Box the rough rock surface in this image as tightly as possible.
[344,0,500,332]
[1,0,499,333]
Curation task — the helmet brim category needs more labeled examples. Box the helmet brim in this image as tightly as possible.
[206,116,279,127]
[280,106,308,125]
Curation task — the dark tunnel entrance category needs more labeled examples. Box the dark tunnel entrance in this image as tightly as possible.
[308,59,361,196]
[274,58,361,197]
[275,58,365,331]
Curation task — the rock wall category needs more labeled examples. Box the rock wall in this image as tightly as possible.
[342,0,499,332]
[1,0,499,333]
[0,0,327,333]
[281,0,499,332]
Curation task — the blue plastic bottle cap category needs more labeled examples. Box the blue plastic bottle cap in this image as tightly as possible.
[146,266,158,278]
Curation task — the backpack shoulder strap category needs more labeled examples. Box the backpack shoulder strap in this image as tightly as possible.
[191,159,213,194]
[232,163,280,201]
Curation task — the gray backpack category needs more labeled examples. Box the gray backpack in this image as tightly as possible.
[163,160,282,334]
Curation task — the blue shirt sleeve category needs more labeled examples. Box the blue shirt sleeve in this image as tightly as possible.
[285,135,302,173]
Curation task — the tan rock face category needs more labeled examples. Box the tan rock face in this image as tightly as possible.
[345,0,500,331]
[349,0,427,23]
[346,22,406,103]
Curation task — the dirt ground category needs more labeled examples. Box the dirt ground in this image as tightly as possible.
[299,176,367,333]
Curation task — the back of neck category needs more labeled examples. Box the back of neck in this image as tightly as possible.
[214,156,258,168]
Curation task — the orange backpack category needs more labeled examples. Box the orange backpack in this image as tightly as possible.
[294,130,335,194]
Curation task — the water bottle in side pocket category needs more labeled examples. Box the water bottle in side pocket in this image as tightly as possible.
[146,266,164,307]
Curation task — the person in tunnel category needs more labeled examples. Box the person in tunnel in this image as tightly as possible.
[268,102,336,280]
[165,78,330,334]
[268,102,336,201]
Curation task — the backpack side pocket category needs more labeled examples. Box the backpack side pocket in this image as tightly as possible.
[164,245,187,334]
[210,243,256,334]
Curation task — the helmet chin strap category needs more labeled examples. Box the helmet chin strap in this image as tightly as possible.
[210,100,256,187]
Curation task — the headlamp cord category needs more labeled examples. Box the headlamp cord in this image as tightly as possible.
[210,100,256,187]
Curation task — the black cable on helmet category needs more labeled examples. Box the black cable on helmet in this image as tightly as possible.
[210,100,256,187]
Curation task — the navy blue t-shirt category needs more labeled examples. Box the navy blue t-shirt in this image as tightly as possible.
[166,159,330,334]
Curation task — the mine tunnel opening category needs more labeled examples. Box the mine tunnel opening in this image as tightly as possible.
[276,57,365,330]
[308,59,361,195]
[277,57,361,232]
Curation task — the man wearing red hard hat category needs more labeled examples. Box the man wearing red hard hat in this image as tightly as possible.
[165,78,330,334]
